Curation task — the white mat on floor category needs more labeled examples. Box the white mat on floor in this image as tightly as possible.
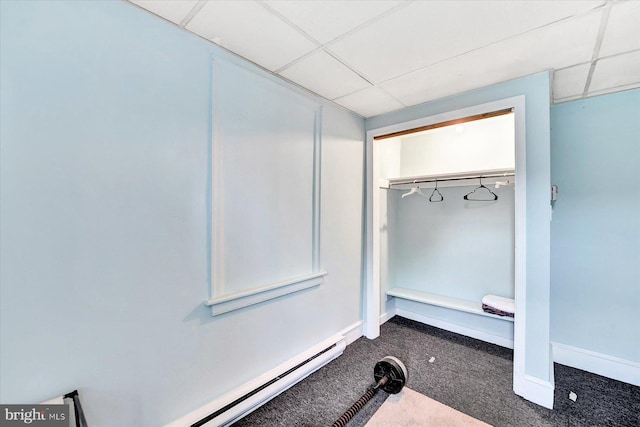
[365,387,491,427]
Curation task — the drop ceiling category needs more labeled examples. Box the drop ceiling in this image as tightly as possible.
[128,0,640,118]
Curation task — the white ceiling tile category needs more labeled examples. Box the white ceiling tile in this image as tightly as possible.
[589,51,640,93]
[587,82,640,98]
[129,0,198,25]
[334,87,404,118]
[264,0,402,44]
[279,51,371,100]
[599,1,640,57]
[128,0,638,117]
[553,64,592,100]
[380,64,462,107]
[329,0,604,83]
[186,1,317,71]
[381,11,602,106]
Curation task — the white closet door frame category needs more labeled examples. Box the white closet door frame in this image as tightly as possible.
[364,94,526,390]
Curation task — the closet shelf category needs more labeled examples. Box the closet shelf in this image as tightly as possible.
[386,287,514,322]
[384,168,515,189]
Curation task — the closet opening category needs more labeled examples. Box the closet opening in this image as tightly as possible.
[374,107,516,336]
[365,96,528,401]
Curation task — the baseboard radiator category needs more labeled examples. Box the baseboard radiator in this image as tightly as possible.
[167,336,346,427]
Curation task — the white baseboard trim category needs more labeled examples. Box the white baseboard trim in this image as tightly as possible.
[380,307,397,325]
[396,308,514,349]
[339,320,364,346]
[165,333,346,427]
[552,341,640,386]
[514,373,555,409]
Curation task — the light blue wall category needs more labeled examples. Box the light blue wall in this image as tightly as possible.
[367,72,552,382]
[0,1,364,426]
[388,185,516,342]
[394,186,515,301]
[550,89,640,362]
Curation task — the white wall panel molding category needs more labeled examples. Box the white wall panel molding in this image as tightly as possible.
[209,57,324,316]
[206,271,327,317]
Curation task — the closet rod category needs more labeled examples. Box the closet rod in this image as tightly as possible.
[388,172,515,188]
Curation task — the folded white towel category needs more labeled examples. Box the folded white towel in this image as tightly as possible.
[482,294,515,314]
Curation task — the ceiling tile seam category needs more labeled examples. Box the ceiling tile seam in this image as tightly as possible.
[597,47,640,62]
[329,82,388,102]
[274,0,413,75]
[552,47,640,73]
[582,2,613,97]
[258,1,323,47]
[274,46,327,74]
[331,84,373,103]
[376,85,407,107]
[274,44,376,83]
[554,60,595,72]
[180,0,208,28]
[277,75,367,119]
[370,5,610,87]
[331,80,406,110]
[322,50,376,86]
[272,36,381,86]
[588,82,640,96]
[582,62,600,99]
[553,94,585,104]
[258,0,333,75]
[123,3,365,118]
[318,0,414,49]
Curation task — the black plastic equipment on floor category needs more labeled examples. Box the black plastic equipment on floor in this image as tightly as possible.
[330,356,408,427]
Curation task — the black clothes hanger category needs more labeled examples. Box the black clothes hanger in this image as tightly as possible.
[463,177,498,201]
[429,180,444,202]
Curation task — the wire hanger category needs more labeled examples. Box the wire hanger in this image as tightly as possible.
[494,178,514,189]
[401,182,427,199]
[463,177,498,201]
[429,179,443,202]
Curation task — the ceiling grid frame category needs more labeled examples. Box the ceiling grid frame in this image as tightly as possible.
[179,0,207,28]
[582,2,613,97]
[258,1,323,49]
[271,0,413,82]
[127,0,640,118]
[371,1,610,88]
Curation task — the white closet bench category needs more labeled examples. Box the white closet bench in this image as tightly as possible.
[386,287,514,322]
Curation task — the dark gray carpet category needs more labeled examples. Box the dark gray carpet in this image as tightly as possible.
[233,316,640,426]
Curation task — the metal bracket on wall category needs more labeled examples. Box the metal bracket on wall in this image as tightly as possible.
[551,185,559,201]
